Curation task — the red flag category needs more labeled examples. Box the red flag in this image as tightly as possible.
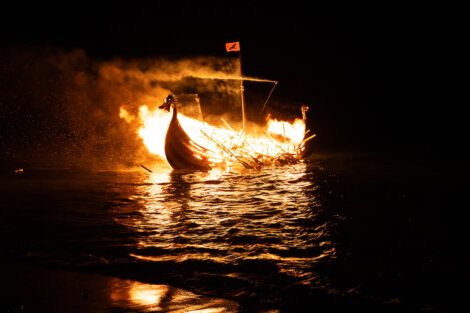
[225,41,240,52]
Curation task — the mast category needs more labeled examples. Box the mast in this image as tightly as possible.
[238,43,246,132]
[225,41,253,132]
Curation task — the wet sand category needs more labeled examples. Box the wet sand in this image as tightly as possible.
[0,262,410,313]
[0,261,238,313]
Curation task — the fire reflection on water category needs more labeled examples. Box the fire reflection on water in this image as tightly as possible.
[129,283,167,306]
[108,279,237,312]
[113,162,336,283]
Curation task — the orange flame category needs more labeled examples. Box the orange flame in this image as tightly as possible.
[121,104,309,169]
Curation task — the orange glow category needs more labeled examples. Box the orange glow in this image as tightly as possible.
[135,105,172,161]
[267,118,307,145]
[121,103,310,169]
[108,279,238,311]
[129,283,167,306]
[119,107,135,123]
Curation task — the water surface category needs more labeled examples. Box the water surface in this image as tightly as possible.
[1,157,467,312]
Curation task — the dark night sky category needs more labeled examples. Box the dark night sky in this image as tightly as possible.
[0,2,462,159]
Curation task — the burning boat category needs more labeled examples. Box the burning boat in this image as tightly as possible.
[156,94,313,171]
[122,41,315,171]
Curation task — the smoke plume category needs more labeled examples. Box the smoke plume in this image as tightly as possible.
[0,46,250,169]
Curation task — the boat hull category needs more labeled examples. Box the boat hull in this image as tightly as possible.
[164,107,211,171]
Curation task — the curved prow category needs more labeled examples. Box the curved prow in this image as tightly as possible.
[159,95,211,171]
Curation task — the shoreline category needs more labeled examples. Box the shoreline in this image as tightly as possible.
[0,261,239,313]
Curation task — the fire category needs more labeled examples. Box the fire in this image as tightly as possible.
[121,104,310,169]
[137,105,172,160]
[267,118,307,145]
